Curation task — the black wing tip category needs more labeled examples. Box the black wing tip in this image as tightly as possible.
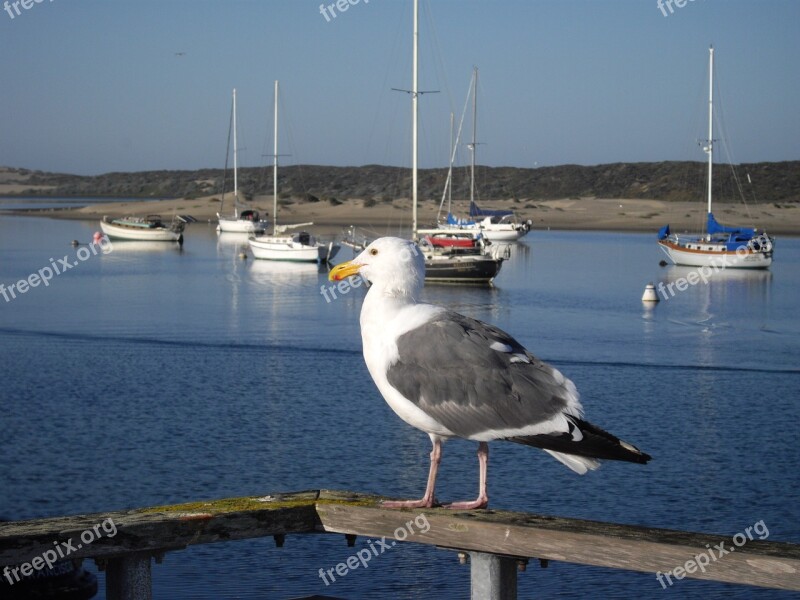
[573,417,653,464]
[625,446,652,464]
[509,417,653,465]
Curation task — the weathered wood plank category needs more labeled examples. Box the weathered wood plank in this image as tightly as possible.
[314,494,800,591]
[2,489,799,592]
[0,491,321,566]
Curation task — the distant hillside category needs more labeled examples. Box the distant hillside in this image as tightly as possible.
[2,161,798,204]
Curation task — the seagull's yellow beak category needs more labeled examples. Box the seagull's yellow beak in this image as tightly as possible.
[329,260,362,282]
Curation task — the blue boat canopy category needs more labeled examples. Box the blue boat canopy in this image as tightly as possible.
[657,224,670,240]
[707,212,755,238]
[446,213,476,227]
[469,201,513,218]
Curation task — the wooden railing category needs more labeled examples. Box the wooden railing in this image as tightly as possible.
[1,490,799,599]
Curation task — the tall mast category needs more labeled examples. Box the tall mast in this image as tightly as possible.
[232,88,239,218]
[469,67,478,205]
[448,111,454,214]
[411,0,418,239]
[273,80,279,235]
[706,46,714,216]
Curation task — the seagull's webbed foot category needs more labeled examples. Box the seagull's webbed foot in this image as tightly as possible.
[381,496,437,509]
[443,494,488,510]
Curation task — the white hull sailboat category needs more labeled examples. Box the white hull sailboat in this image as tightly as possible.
[100,215,185,243]
[437,68,530,243]
[405,1,503,284]
[249,235,327,262]
[218,215,266,234]
[657,47,773,269]
[337,0,504,282]
[468,207,531,242]
[658,236,772,268]
[217,89,268,234]
[478,226,527,243]
[248,81,338,263]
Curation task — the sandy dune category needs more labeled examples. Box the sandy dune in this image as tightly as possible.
[10,193,798,236]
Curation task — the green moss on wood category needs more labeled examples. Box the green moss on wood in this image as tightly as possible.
[137,492,383,516]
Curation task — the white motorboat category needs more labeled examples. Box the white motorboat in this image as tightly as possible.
[99,215,186,243]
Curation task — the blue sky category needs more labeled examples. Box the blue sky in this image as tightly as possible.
[1,0,798,175]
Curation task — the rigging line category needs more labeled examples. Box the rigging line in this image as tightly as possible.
[419,0,455,196]
[474,69,488,204]
[713,69,753,220]
[685,55,708,234]
[364,2,406,167]
[233,96,248,200]
[277,83,311,202]
[257,86,273,195]
[421,0,455,117]
[220,95,234,211]
[437,77,472,219]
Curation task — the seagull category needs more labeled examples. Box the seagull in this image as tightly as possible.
[329,237,651,509]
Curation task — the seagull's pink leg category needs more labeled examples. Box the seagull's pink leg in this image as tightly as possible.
[445,442,489,510]
[383,437,442,509]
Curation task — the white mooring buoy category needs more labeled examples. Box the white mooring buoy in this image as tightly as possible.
[641,283,659,303]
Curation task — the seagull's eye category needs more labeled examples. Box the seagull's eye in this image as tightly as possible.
[369,249,379,256]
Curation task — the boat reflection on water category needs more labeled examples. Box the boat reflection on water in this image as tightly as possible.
[657,265,772,305]
[501,240,529,262]
[103,239,183,255]
[216,231,252,254]
[247,258,323,287]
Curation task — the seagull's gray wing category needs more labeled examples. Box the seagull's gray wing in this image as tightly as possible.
[385,311,581,439]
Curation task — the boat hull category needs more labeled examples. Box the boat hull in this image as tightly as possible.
[423,254,503,284]
[434,222,528,242]
[248,236,325,262]
[99,219,182,242]
[217,217,267,234]
[481,226,527,242]
[657,239,772,269]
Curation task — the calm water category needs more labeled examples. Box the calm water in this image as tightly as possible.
[1,215,798,599]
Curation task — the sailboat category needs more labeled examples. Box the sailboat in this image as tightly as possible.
[217,89,269,234]
[406,1,505,284]
[433,67,530,243]
[100,214,188,243]
[248,81,339,262]
[657,47,773,269]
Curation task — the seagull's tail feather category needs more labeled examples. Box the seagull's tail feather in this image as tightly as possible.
[508,417,651,470]
[542,450,600,475]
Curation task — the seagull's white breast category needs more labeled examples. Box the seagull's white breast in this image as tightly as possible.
[360,298,455,437]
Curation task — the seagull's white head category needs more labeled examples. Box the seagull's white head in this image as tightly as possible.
[329,236,425,298]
